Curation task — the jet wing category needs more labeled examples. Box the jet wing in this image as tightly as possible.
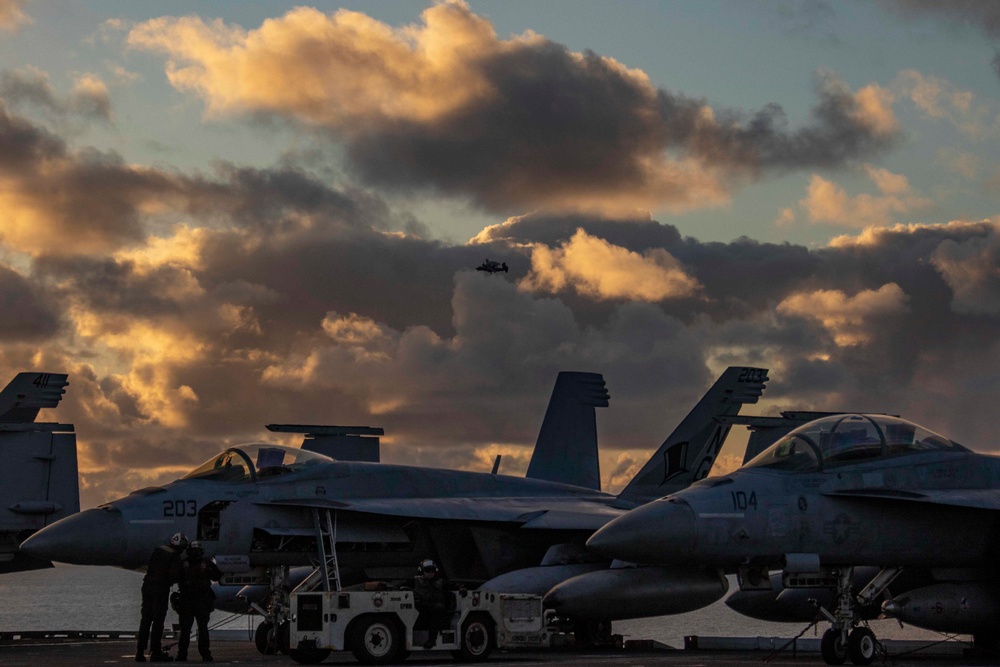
[255,497,624,529]
[825,488,1000,511]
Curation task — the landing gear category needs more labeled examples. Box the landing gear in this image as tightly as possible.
[250,566,292,655]
[820,628,847,665]
[847,627,877,665]
[254,620,277,655]
[815,567,897,665]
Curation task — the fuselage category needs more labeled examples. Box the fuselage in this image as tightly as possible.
[23,445,619,581]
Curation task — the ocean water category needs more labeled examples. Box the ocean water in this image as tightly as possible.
[0,565,958,649]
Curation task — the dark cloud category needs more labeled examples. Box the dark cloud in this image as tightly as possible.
[129,4,899,216]
[0,264,61,340]
[885,1,1000,39]
[346,53,898,213]
[0,68,112,123]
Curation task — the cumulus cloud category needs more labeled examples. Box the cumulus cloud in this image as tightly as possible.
[799,164,934,228]
[127,2,898,216]
[892,70,996,137]
[931,227,1000,314]
[0,67,113,123]
[0,0,29,33]
[519,228,701,302]
[777,283,910,346]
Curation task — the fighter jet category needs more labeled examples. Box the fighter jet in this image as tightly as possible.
[475,259,508,274]
[588,413,1000,665]
[23,367,768,647]
[0,372,78,574]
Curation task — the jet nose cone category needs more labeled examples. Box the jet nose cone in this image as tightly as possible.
[587,499,696,564]
[20,507,126,566]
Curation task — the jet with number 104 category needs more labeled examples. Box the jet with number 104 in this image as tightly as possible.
[588,413,1000,665]
[22,367,770,642]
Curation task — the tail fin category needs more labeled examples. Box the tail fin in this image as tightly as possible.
[2,372,76,573]
[0,372,69,423]
[616,367,768,506]
[525,372,609,491]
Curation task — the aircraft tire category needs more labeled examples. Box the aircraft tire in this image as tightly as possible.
[254,621,277,655]
[452,613,494,662]
[288,640,331,665]
[349,615,401,665]
[847,627,876,665]
[820,628,847,665]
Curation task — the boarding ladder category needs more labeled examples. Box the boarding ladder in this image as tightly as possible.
[292,508,342,594]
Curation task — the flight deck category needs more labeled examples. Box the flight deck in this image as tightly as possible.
[0,633,985,667]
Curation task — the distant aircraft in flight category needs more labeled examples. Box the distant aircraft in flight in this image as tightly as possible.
[588,413,1000,665]
[475,259,508,274]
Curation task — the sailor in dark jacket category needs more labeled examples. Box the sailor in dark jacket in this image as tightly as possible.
[175,541,223,662]
[137,532,187,662]
[413,559,449,648]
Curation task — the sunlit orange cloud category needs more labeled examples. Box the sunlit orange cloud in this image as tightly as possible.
[0,0,29,32]
[127,2,500,129]
[777,283,910,346]
[828,217,998,248]
[800,165,933,228]
[893,69,995,137]
[519,229,701,302]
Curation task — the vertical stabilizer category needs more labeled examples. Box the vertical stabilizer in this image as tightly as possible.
[0,372,69,423]
[1,372,76,574]
[526,372,609,491]
[616,367,768,506]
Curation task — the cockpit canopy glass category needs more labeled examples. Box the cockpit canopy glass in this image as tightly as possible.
[743,414,967,473]
[182,444,333,483]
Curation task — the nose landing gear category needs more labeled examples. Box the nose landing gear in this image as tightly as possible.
[817,567,900,665]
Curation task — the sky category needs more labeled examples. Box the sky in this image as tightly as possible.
[0,0,998,509]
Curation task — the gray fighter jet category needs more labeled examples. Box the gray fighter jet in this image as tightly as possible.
[0,372,78,574]
[22,367,768,647]
[588,413,1000,665]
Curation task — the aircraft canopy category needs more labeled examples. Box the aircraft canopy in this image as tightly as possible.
[182,444,332,483]
[743,414,967,473]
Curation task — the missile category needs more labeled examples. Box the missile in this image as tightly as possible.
[544,565,728,620]
[881,582,1000,634]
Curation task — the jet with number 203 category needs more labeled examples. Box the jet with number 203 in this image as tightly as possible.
[588,413,1000,665]
[22,367,771,649]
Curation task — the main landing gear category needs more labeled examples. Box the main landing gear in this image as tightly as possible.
[817,566,901,665]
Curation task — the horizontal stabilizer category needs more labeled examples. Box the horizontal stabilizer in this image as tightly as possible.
[0,372,69,423]
[526,372,609,491]
[616,367,768,506]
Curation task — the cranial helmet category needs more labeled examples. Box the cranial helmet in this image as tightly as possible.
[419,559,437,573]
[170,532,189,548]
